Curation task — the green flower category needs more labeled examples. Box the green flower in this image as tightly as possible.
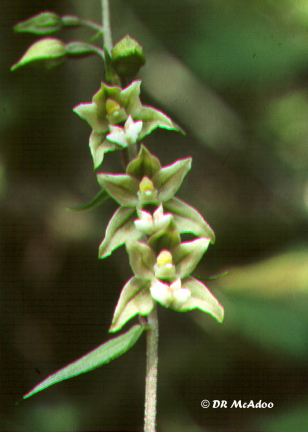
[73,80,181,168]
[109,239,224,332]
[98,146,215,258]
[97,152,192,207]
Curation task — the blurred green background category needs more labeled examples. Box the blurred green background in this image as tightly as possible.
[1,0,308,431]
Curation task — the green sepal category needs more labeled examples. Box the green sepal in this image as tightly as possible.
[164,197,215,243]
[179,276,224,322]
[67,189,109,212]
[126,145,161,180]
[126,241,156,279]
[111,34,146,77]
[110,277,153,332]
[173,238,211,278]
[152,158,192,202]
[147,219,181,253]
[73,84,124,133]
[23,324,144,400]
[99,207,140,258]
[90,132,121,170]
[13,12,62,35]
[97,173,139,206]
[11,38,66,71]
[103,47,121,86]
[138,105,183,137]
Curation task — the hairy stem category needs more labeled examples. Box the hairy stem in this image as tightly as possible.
[144,306,159,432]
[101,0,113,52]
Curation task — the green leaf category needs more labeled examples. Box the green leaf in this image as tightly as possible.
[14,12,62,35]
[126,241,156,279]
[99,206,139,258]
[23,324,144,400]
[97,173,139,206]
[179,276,224,322]
[110,277,153,332]
[67,189,109,212]
[173,238,211,278]
[164,197,215,243]
[152,158,192,202]
[11,38,66,71]
[126,145,161,180]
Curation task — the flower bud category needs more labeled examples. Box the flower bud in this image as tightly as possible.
[14,12,62,35]
[11,38,66,71]
[111,35,146,77]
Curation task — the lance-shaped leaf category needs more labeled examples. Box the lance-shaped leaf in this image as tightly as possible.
[23,324,144,400]
[178,276,224,322]
[97,173,139,206]
[99,207,139,258]
[152,158,192,202]
[173,237,211,278]
[126,145,161,180]
[110,277,153,332]
[126,241,156,279]
[164,197,215,243]
[11,38,66,71]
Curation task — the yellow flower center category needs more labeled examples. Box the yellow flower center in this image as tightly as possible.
[156,250,173,266]
[106,98,121,115]
[139,176,155,196]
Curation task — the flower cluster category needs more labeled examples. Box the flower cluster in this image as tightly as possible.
[73,80,181,169]
[97,144,223,332]
[74,79,223,333]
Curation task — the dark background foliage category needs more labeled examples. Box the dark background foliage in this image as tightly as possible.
[1,0,308,431]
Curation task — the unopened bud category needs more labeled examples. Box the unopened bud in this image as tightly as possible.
[111,35,146,77]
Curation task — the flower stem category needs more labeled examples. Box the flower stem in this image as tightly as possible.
[101,0,113,52]
[144,306,159,432]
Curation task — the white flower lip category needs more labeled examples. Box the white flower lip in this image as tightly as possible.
[150,278,191,309]
[134,204,172,235]
[107,115,143,147]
